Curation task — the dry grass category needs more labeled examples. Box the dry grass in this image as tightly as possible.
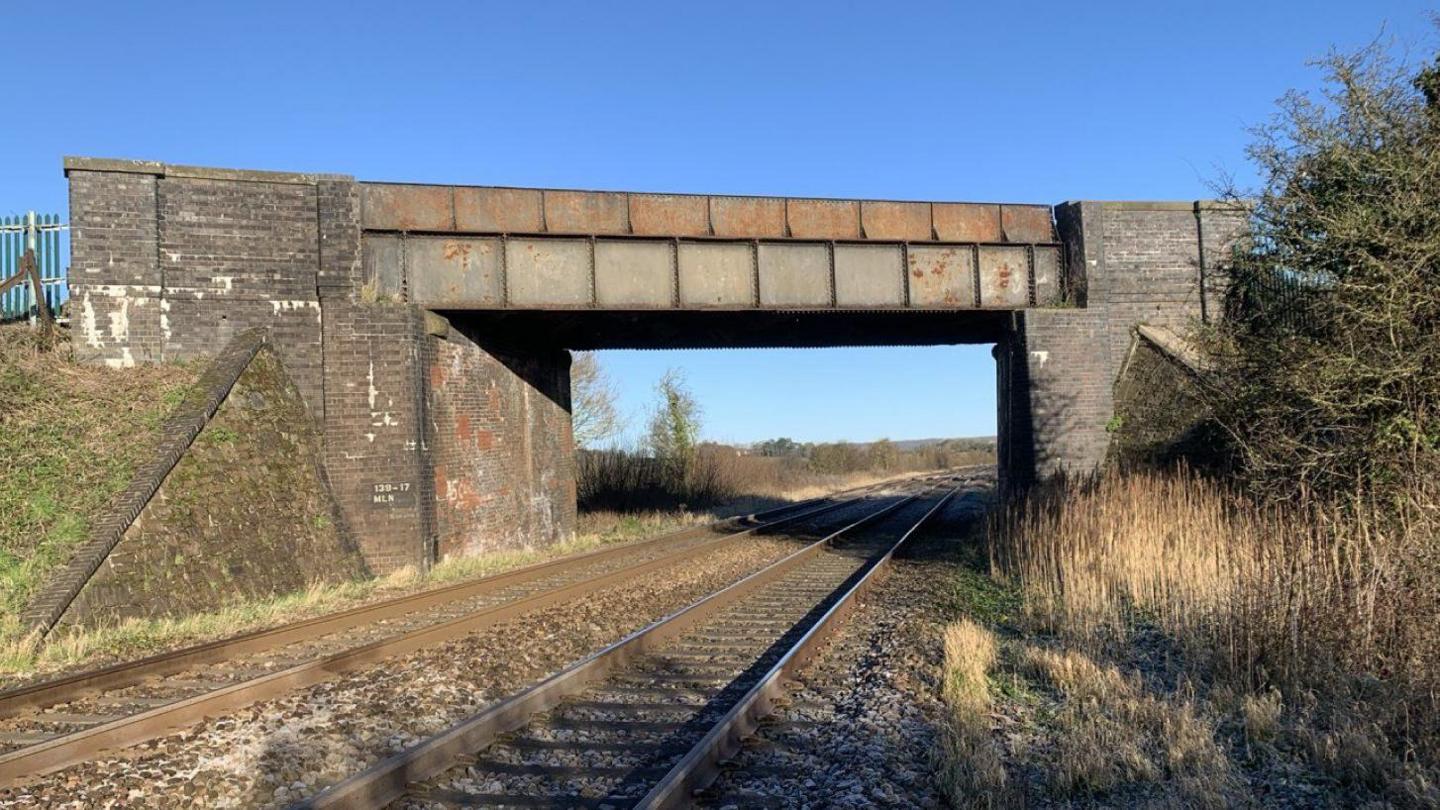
[1019,645,1231,804]
[576,444,976,515]
[933,619,1009,808]
[984,468,1440,805]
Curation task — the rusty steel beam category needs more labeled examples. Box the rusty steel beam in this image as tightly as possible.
[360,182,1055,244]
[376,232,1065,311]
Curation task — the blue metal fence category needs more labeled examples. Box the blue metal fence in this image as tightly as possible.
[1,213,68,321]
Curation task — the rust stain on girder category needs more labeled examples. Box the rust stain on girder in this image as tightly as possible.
[787,199,860,239]
[543,190,629,234]
[363,184,454,231]
[1001,205,1054,242]
[907,245,974,307]
[630,194,710,236]
[933,203,1001,242]
[978,246,1031,308]
[710,196,786,238]
[860,201,931,240]
[361,180,1060,248]
[455,187,543,232]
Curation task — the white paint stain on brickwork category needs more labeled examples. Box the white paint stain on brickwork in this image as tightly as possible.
[107,298,130,342]
[81,293,102,349]
[269,299,323,324]
[104,347,135,369]
[1030,350,1050,368]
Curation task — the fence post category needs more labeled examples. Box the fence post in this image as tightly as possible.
[26,211,36,324]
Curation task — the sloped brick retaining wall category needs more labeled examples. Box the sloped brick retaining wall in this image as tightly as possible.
[55,345,367,630]
[21,330,268,636]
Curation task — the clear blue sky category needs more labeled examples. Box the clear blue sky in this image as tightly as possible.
[3,1,1433,443]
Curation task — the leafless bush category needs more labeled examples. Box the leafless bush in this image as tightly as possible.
[1206,41,1440,501]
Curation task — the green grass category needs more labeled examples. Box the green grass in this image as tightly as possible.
[0,327,199,640]
[944,539,1022,629]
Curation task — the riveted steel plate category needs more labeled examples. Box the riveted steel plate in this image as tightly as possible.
[1001,205,1053,242]
[362,235,406,297]
[710,197,785,238]
[630,194,710,236]
[595,240,674,307]
[363,184,454,231]
[407,237,503,306]
[454,187,543,232]
[860,201,931,241]
[907,245,975,307]
[544,190,629,234]
[932,203,1000,242]
[834,245,904,306]
[758,243,830,306]
[1033,246,1062,305]
[506,238,592,306]
[787,199,860,239]
[678,242,754,307]
[978,246,1029,308]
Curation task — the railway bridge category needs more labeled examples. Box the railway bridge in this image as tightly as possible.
[64,157,1244,573]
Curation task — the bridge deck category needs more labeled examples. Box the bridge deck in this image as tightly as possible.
[361,182,1064,312]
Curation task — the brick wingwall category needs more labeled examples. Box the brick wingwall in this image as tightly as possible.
[1000,201,1247,491]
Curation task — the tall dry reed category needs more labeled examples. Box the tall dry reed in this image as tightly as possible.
[989,468,1440,780]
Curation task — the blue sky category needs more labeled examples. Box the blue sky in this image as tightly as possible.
[3,1,1433,443]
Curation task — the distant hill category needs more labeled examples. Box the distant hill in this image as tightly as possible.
[890,436,996,452]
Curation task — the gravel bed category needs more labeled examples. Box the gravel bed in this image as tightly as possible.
[697,491,990,810]
[0,519,861,809]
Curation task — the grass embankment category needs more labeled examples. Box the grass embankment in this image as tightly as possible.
[0,327,199,643]
[935,469,1440,808]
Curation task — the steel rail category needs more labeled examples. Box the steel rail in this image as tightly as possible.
[637,486,959,808]
[295,484,939,809]
[0,477,905,720]
[0,480,918,786]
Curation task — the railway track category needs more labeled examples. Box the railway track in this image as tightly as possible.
[296,476,966,809]
[0,475,942,788]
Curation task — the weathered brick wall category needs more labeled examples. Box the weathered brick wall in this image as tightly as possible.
[426,323,575,560]
[997,308,1114,490]
[319,300,434,572]
[68,161,328,415]
[64,159,441,576]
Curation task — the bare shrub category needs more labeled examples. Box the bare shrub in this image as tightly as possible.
[569,352,622,448]
[1206,42,1440,501]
